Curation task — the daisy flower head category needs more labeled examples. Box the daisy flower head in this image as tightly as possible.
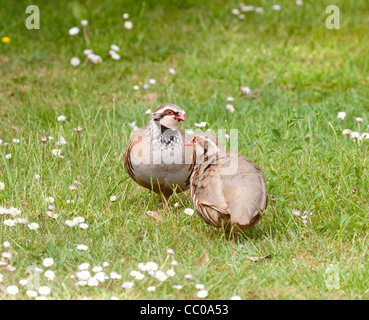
[351,131,360,139]
[4,219,15,226]
[81,20,88,26]
[110,195,117,202]
[5,154,12,159]
[77,244,88,251]
[155,271,168,282]
[68,27,80,36]
[38,286,51,295]
[26,290,38,297]
[7,285,19,295]
[69,184,76,190]
[124,21,133,30]
[241,86,251,95]
[102,261,110,267]
[3,241,11,247]
[230,295,242,300]
[78,263,90,270]
[194,122,208,128]
[172,285,183,290]
[111,44,120,52]
[231,8,240,15]
[195,284,205,290]
[0,182,5,190]
[355,117,363,123]
[65,220,76,227]
[122,13,129,19]
[57,115,67,121]
[110,272,122,279]
[12,138,20,144]
[226,104,235,113]
[292,210,301,217]
[337,112,346,120]
[342,129,351,135]
[43,258,54,267]
[88,278,99,286]
[16,218,27,224]
[122,282,134,289]
[169,68,176,74]
[167,248,174,255]
[83,49,93,55]
[44,270,55,280]
[70,57,80,67]
[272,4,281,11]
[184,208,194,216]
[197,290,208,298]
[149,78,156,85]
[46,211,58,219]
[166,269,175,277]
[76,270,91,280]
[133,85,139,90]
[28,223,40,230]
[92,266,103,273]
[296,0,303,5]
[52,149,62,157]
[9,207,20,216]
[79,223,88,229]
[147,286,156,292]
[145,261,158,271]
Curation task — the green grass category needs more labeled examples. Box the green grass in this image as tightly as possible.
[1,0,369,299]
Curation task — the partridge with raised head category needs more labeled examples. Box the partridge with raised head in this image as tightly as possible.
[123,104,193,210]
[186,133,268,240]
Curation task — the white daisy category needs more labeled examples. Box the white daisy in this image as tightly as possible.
[124,21,133,29]
[5,154,12,159]
[4,219,15,226]
[38,286,51,295]
[79,223,88,229]
[76,244,88,251]
[44,270,55,280]
[81,20,88,26]
[155,271,168,282]
[68,27,80,36]
[57,115,67,121]
[70,57,80,67]
[230,295,242,300]
[122,281,134,289]
[19,279,28,286]
[65,220,75,227]
[149,79,156,85]
[169,68,176,74]
[111,44,120,52]
[122,13,129,19]
[195,284,205,290]
[184,208,194,216]
[76,271,91,280]
[26,290,38,297]
[197,290,208,298]
[147,286,156,292]
[43,258,54,267]
[226,104,235,113]
[0,182,5,190]
[337,112,346,120]
[166,269,175,277]
[78,263,90,270]
[272,5,281,11]
[28,223,39,230]
[7,285,19,295]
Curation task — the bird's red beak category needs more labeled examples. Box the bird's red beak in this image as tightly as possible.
[175,113,186,122]
[184,140,193,146]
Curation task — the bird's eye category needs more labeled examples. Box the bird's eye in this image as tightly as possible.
[165,110,174,115]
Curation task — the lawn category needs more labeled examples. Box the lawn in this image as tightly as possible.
[1,0,369,300]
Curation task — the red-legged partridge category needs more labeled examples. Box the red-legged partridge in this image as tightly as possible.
[123,104,193,210]
[186,133,268,240]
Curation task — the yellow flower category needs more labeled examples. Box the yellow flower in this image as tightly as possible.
[1,37,10,44]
